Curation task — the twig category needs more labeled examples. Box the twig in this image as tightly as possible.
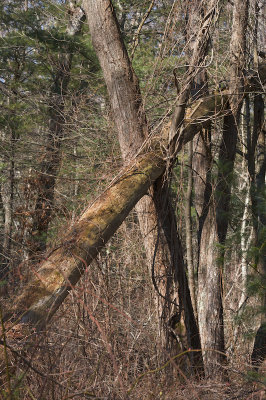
[130,0,155,59]
[0,303,12,400]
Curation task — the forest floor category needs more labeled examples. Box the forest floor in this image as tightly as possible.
[128,368,266,400]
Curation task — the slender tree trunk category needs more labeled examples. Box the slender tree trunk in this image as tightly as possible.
[184,141,197,316]
[28,2,84,258]
[184,0,212,320]
[250,0,266,366]
[0,131,14,286]
[239,176,251,308]
[183,1,215,376]
[0,94,16,295]
[216,0,249,240]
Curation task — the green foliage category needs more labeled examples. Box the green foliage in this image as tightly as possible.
[247,272,266,298]
[245,369,266,385]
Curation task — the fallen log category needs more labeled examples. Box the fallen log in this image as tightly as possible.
[2,90,229,329]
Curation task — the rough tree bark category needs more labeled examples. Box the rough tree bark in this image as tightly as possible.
[183,0,212,319]
[82,0,203,362]
[197,0,249,378]
[82,1,173,353]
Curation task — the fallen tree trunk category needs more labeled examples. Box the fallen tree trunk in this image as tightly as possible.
[1,74,262,377]
[2,12,264,334]
[6,152,165,327]
[2,90,229,330]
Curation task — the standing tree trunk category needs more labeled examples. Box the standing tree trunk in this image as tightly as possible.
[27,2,84,258]
[184,141,197,316]
[250,0,266,368]
[183,0,212,319]
[0,86,19,294]
[197,0,249,378]
[0,125,15,288]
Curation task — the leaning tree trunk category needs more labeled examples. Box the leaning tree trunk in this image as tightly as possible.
[82,1,174,346]
[2,70,256,333]
[82,0,202,362]
[0,82,231,384]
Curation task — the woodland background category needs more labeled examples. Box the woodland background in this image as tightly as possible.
[0,0,265,399]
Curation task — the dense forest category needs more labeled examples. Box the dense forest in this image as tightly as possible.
[0,0,265,399]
